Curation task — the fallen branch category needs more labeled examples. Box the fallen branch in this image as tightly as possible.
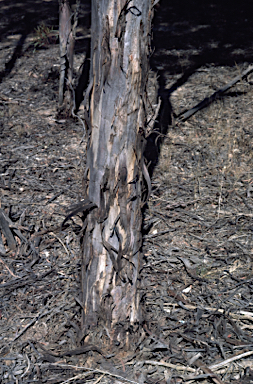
[177,64,253,121]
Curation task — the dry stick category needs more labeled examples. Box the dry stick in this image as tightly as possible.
[20,354,31,379]
[49,231,69,256]
[177,64,253,121]
[164,303,253,321]
[209,359,253,373]
[58,372,93,384]
[133,355,253,382]
[143,360,196,372]
[50,363,139,384]
[209,350,253,371]
[145,354,253,383]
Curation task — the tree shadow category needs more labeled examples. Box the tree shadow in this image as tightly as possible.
[0,34,27,83]
[0,0,92,96]
[144,71,172,178]
[145,0,253,177]
[0,1,58,84]
[1,0,252,180]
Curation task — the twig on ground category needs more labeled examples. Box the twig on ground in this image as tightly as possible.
[49,363,139,384]
[209,350,253,371]
[49,231,69,256]
[143,360,196,372]
[51,371,92,384]
[164,303,253,321]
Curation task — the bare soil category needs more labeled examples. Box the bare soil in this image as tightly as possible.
[1,1,253,383]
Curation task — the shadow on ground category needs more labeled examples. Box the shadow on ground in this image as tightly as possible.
[0,0,91,84]
[145,0,253,173]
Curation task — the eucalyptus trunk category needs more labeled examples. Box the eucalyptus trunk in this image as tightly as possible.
[58,0,78,115]
[82,0,154,339]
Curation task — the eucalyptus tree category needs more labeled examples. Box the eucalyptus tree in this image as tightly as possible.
[81,0,157,342]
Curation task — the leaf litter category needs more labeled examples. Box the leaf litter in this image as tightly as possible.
[0,1,253,383]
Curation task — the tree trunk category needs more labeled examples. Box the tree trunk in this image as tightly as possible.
[58,0,77,116]
[81,0,154,342]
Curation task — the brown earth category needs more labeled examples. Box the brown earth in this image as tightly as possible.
[1,1,253,383]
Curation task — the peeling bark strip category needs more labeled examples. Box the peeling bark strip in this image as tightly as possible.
[82,0,154,334]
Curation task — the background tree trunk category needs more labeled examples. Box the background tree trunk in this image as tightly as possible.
[82,0,154,342]
[58,0,78,116]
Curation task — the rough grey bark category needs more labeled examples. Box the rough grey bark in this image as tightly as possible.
[58,0,78,115]
[81,0,155,339]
